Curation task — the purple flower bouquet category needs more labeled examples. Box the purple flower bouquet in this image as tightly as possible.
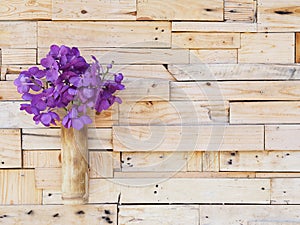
[14,45,125,130]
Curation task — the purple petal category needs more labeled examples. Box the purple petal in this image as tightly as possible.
[40,113,51,125]
[72,118,84,130]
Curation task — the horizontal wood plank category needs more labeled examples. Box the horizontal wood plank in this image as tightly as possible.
[224,0,256,22]
[0,81,22,100]
[89,151,114,178]
[0,129,21,168]
[35,168,61,190]
[23,150,61,168]
[2,49,36,65]
[271,178,300,204]
[190,49,237,64]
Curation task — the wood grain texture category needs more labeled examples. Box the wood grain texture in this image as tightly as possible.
[38,21,171,48]
[23,150,61,168]
[89,151,113,178]
[225,0,256,22]
[113,125,264,151]
[297,33,300,63]
[137,0,223,21]
[53,0,136,20]
[190,49,237,64]
[0,129,21,168]
[0,81,22,100]
[2,49,36,65]
[239,33,295,63]
[271,178,300,204]
[230,102,300,124]
[203,152,219,172]
[187,152,203,172]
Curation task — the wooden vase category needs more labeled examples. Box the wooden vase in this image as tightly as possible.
[61,125,89,205]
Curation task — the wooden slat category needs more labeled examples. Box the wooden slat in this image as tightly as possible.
[271,178,300,204]
[167,64,300,81]
[230,102,300,124]
[266,125,300,151]
[121,152,187,172]
[0,205,117,225]
[187,152,203,172]
[190,49,237,64]
[220,151,300,172]
[38,21,171,48]
[200,205,300,225]
[89,178,270,203]
[203,152,219,172]
[258,0,300,32]
[35,168,61,190]
[0,0,51,20]
[119,205,199,225]
[238,33,295,63]
[0,129,21,168]
[89,151,113,178]
[297,33,300,63]
[0,170,42,204]
[53,0,136,20]
[119,101,229,125]
[0,81,22,100]
[2,49,36,65]
[2,65,43,81]
[256,173,300,178]
[137,0,223,21]
[225,0,256,22]
[42,190,63,205]
[23,150,61,168]
[249,222,300,225]
[0,22,37,48]
[172,33,240,49]
[113,125,264,151]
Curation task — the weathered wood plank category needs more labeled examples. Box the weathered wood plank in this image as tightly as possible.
[271,178,300,204]
[0,204,117,225]
[230,102,300,124]
[53,0,136,20]
[221,151,300,172]
[2,49,36,65]
[297,33,300,63]
[137,0,223,21]
[38,21,171,48]
[203,152,219,172]
[89,178,270,203]
[249,222,300,225]
[119,101,229,125]
[0,81,22,100]
[167,64,300,81]
[119,205,199,225]
[225,0,256,22]
[190,49,237,64]
[0,0,51,20]
[266,125,300,150]
[171,81,300,101]
[2,65,43,81]
[187,152,203,172]
[0,170,42,204]
[89,151,113,178]
[35,168,61,190]
[256,172,300,178]
[172,33,241,49]
[0,129,21,168]
[113,125,264,151]
[43,190,63,204]
[238,33,295,63]
[0,22,37,48]
[23,150,61,168]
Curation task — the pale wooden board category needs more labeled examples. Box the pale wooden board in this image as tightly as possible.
[187,152,203,172]
[121,152,188,172]
[43,190,63,204]
[200,205,300,225]
[89,151,113,178]
[2,65,43,81]
[119,101,229,125]
[258,0,300,31]
[137,0,223,21]
[2,49,36,65]
[89,178,270,203]
[53,0,136,20]
[119,205,199,225]
[271,178,300,204]
[0,22,37,48]
[220,151,300,172]
[256,173,300,178]
[0,129,21,168]
[0,0,51,20]
[0,204,117,225]
[266,125,300,150]
[35,168,61,190]
[172,33,241,49]
[23,150,61,168]
[113,125,264,151]
[230,102,300,124]
[238,33,295,63]
[225,0,256,22]
[249,222,300,225]
[38,21,171,48]
[22,128,112,150]
[167,64,300,81]
[0,81,22,100]
[171,81,300,101]
[297,33,300,63]
[0,170,42,204]
[173,22,257,32]
[203,152,219,172]
[190,49,238,64]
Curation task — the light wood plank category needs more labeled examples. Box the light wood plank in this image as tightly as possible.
[42,190,63,205]
[113,125,264,151]
[172,33,240,49]
[249,222,300,225]
[221,151,300,172]
[89,178,270,203]
[0,129,21,168]
[137,0,223,21]
[257,173,300,178]
[89,151,113,178]
[35,168,61,190]
[203,152,219,172]
[119,101,229,125]
[0,81,22,100]
[53,0,136,20]
[225,0,256,22]
[187,152,203,172]
[0,170,42,204]
[2,65,43,81]
[2,49,36,65]
[271,178,300,204]
[0,205,117,225]
[266,125,300,150]
[297,33,300,63]
[239,33,295,63]
[23,150,61,168]
[38,21,171,48]
[190,49,237,64]
[230,102,300,124]
[0,22,37,48]
[119,205,199,225]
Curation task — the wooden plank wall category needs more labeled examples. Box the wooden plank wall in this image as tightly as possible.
[1,0,300,224]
